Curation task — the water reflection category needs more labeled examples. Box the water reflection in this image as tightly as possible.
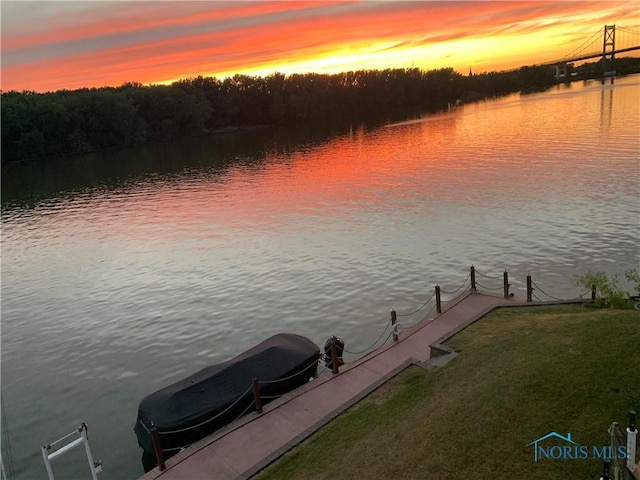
[1,75,639,480]
[600,85,614,131]
[1,119,360,209]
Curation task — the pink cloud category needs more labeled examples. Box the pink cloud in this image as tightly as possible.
[1,1,637,92]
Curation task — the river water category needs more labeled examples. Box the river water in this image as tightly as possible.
[2,76,639,479]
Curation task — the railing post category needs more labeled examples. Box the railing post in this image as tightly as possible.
[470,265,476,293]
[252,377,263,414]
[331,338,339,374]
[435,285,442,313]
[390,309,398,342]
[150,424,166,471]
[627,410,637,472]
[503,270,510,299]
[601,459,610,480]
[591,284,597,301]
[526,274,533,303]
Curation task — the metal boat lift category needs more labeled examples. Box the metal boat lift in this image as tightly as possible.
[41,423,102,480]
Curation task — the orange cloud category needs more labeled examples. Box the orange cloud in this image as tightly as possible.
[1,1,638,92]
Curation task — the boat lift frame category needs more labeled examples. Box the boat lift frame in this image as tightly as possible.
[41,423,102,480]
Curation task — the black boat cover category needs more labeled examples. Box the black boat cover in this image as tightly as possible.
[134,333,319,457]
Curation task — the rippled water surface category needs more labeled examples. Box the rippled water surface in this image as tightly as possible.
[2,76,639,479]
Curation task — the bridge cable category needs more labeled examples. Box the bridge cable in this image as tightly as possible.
[617,26,640,36]
[561,29,602,61]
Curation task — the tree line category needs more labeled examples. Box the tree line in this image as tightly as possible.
[1,61,634,164]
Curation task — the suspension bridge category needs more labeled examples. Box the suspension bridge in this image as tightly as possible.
[546,24,640,81]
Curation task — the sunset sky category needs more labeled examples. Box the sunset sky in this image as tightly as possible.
[1,1,639,93]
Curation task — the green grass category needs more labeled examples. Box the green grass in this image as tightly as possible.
[255,305,640,480]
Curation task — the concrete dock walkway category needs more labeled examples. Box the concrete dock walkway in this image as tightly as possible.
[139,291,519,480]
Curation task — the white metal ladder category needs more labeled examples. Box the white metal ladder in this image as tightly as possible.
[41,423,102,480]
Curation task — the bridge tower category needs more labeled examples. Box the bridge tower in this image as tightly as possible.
[602,24,616,81]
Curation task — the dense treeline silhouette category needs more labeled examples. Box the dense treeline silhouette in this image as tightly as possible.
[564,56,640,81]
[1,61,636,164]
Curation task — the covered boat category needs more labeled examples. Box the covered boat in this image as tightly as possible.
[134,333,320,461]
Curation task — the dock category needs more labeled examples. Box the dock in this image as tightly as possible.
[138,290,530,480]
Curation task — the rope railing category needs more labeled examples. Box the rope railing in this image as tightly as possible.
[151,265,618,470]
[405,301,437,322]
[392,267,497,334]
[439,273,470,295]
[473,267,513,299]
[157,398,258,454]
[474,269,503,280]
[154,356,321,439]
[154,358,321,455]
[148,352,323,465]
[524,272,599,303]
[530,279,589,302]
[343,322,391,355]
[146,264,609,472]
[475,280,503,291]
[356,268,477,350]
[473,267,508,296]
[159,444,185,454]
[157,383,254,436]
[574,289,593,301]
[373,267,493,346]
[232,399,257,424]
[342,274,468,358]
[259,394,283,401]
[257,355,321,385]
[396,292,435,317]
[148,265,510,462]
[146,254,622,468]
[151,356,323,460]
[395,302,438,331]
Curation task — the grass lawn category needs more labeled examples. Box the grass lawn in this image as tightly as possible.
[255,304,640,480]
